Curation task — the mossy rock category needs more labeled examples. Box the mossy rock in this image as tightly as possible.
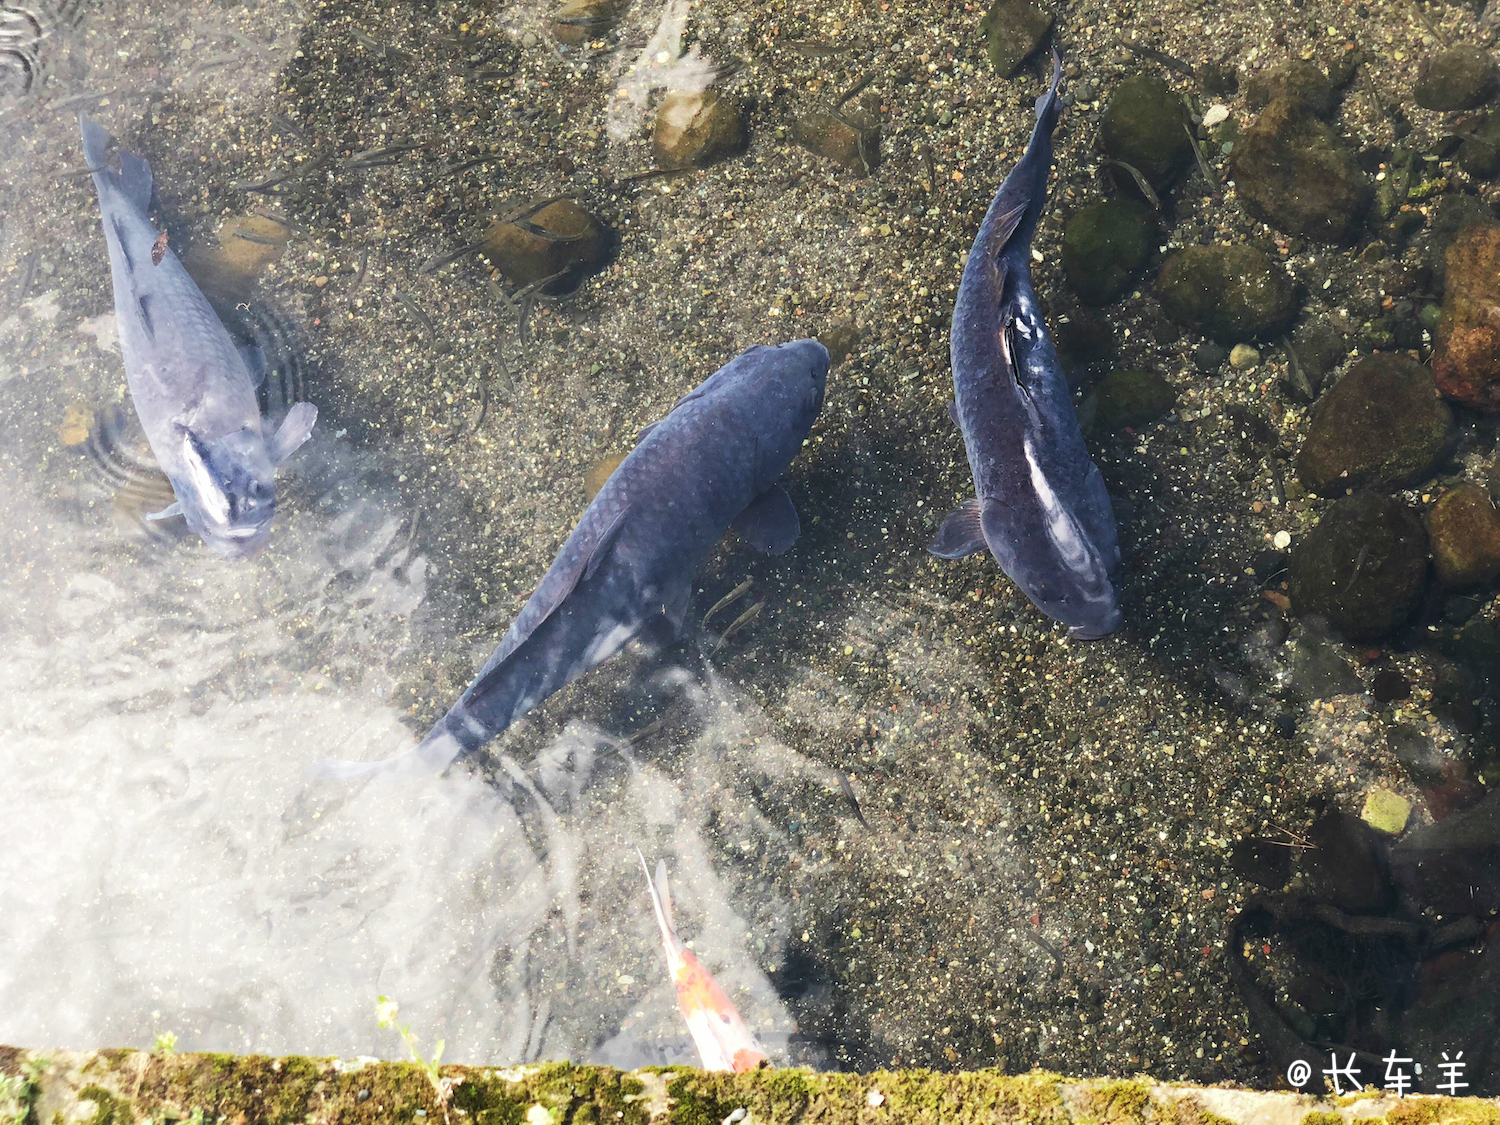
[1061,200,1155,305]
[1457,111,1500,179]
[1287,491,1429,641]
[1155,243,1297,343]
[978,0,1053,77]
[1243,60,1335,117]
[1415,45,1499,112]
[1099,76,1192,193]
[1232,97,1371,245]
[1428,483,1500,588]
[1283,315,1350,401]
[1079,369,1177,432]
[1295,353,1453,495]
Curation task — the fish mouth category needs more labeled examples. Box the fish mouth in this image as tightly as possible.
[1066,606,1123,641]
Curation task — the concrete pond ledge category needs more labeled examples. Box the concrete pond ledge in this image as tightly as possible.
[3,1047,1499,1125]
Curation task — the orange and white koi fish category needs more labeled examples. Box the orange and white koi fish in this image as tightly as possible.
[638,849,768,1073]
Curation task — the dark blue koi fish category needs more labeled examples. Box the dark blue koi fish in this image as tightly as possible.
[311,340,829,780]
[930,55,1122,639]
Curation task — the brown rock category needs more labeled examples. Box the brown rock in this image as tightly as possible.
[181,214,293,299]
[653,89,744,169]
[792,111,878,174]
[480,199,609,294]
[1288,491,1429,641]
[1232,97,1370,245]
[550,0,613,45]
[1428,484,1500,588]
[1295,354,1453,495]
[1433,222,1500,411]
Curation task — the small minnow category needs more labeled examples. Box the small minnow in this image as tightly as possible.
[929,54,1122,639]
[638,850,768,1074]
[309,340,828,781]
[79,114,317,558]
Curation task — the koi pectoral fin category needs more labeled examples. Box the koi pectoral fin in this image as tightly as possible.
[927,499,986,559]
[946,400,961,429]
[268,401,317,464]
[733,484,800,555]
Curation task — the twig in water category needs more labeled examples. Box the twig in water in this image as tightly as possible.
[1182,123,1219,194]
[12,249,38,310]
[420,239,484,275]
[833,73,873,110]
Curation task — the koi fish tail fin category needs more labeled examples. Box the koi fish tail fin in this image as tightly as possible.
[78,114,153,212]
[305,725,467,784]
[1035,48,1063,128]
[637,847,680,949]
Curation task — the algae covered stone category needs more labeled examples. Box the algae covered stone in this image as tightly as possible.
[1433,222,1500,411]
[1156,243,1297,343]
[1232,97,1371,245]
[1061,200,1154,305]
[1100,76,1192,193]
[1428,483,1500,588]
[1295,354,1453,495]
[1287,491,1429,641]
[1361,788,1412,835]
[1414,45,1499,112]
[1243,59,1336,117]
[978,0,1052,76]
[1079,369,1177,431]
[653,88,744,169]
[1458,112,1500,179]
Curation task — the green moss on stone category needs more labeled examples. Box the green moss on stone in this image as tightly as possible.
[1074,1079,1152,1125]
[1295,353,1453,495]
[1062,200,1155,305]
[978,0,1052,77]
[1100,76,1192,191]
[1156,243,1297,343]
[77,1085,133,1125]
[1287,490,1430,641]
[1300,1113,1343,1125]
[1232,97,1371,245]
[1427,483,1500,587]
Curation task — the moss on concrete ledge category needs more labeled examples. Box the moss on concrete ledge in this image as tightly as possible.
[2,1048,1498,1125]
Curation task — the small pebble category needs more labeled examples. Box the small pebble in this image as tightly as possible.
[1272,530,1291,549]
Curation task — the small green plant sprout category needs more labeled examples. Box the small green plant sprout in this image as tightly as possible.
[1,1056,44,1125]
[375,995,461,1125]
[153,1031,178,1055]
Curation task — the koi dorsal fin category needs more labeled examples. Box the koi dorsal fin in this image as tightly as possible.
[981,203,1027,261]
